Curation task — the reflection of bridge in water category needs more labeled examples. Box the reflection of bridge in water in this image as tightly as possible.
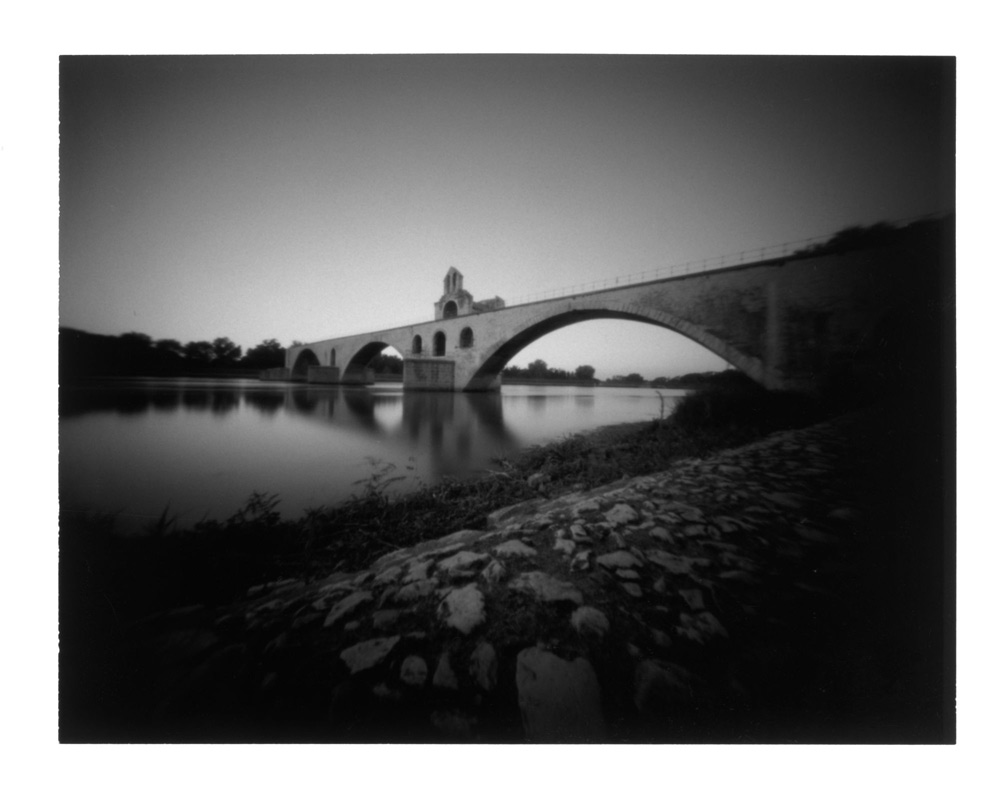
[61,380,520,488]
[284,386,515,469]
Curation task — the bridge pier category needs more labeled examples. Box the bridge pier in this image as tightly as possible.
[306,366,340,384]
[403,357,457,391]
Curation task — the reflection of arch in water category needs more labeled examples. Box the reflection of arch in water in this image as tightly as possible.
[401,390,513,457]
[181,389,211,411]
[210,390,240,414]
[402,391,455,442]
[290,387,343,418]
[464,392,507,439]
[343,387,381,430]
[244,389,287,415]
[150,389,182,411]
[291,388,321,413]
[114,390,155,414]
[60,387,146,418]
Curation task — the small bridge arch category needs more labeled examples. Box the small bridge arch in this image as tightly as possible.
[342,340,401,383]
[291,348,321,378]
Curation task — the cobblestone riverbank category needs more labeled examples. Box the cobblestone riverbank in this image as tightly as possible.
[71,404,952,743]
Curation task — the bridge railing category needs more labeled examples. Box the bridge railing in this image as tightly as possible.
[505,234,831,306]
[505,210,949,307]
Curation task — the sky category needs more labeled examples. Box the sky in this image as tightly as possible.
[58,55,953,379]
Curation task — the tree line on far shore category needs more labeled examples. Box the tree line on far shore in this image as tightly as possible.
[501,360,595,382]
[59,326,738,389]
[60,328,291,380]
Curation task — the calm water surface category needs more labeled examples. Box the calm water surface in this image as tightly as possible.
[60,378,686,530]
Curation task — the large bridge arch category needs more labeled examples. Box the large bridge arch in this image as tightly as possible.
[463,301,763,391]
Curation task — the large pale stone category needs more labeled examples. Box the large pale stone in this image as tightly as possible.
[487,499,546,530]
[569,524,592,543]
[316,578,355,597]
[373,545,419,570]
[492,539,538,558]
[596,550,642,570]
[516,648,606,742]
[339,636,400,674]
[324,591,373,628]
[508,571,583,605]
[438,584,486,634]
[605,503,639,526]
[373,564,402,586]
[436,529,487,546]
[570,606,610,639]
[394,578,438,602]
[572,498,603,516]
[470,641,498,692]
[437,551,490,575]
[481,559,506,585]
[403,559,434,583]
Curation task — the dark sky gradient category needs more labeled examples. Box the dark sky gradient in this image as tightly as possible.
[59,55,953,377]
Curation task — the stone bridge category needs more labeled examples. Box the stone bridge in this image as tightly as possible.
[282,233,943,395]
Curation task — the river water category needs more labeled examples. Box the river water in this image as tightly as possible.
[59,378,687,531]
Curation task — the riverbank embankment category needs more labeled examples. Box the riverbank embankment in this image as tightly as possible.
[59,386,953,743]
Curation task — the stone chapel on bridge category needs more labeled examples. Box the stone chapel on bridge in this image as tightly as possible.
[434,267,506,320]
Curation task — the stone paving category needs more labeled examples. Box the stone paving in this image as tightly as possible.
[121,410,893,742]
